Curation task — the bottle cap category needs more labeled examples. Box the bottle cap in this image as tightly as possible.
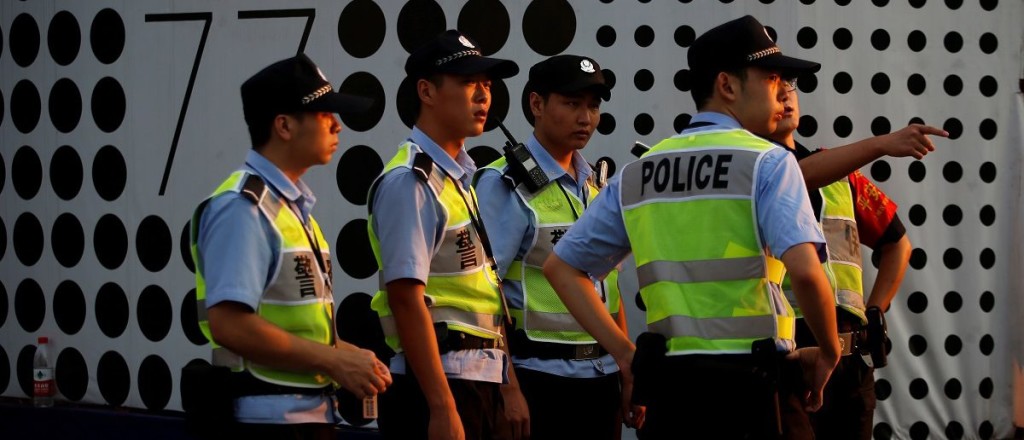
[38,336,48,344]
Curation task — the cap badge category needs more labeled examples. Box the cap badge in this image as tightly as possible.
[458,35,475,49]
[763,27,773,42]
[580,59,595,73]
[315,66,328,82]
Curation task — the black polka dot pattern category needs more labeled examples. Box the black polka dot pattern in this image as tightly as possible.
[95,282,129,338]
[50,146,84,200]
[11,80,41,134]
[48,11,81,66]
[396,0,446,53]
[12,146,43,200]
[180,222,195,273]
[336,146,384,206]
[336,219,377,279]
[0,4,1014,434]
[137,285,172,342]
[136,215,172,273]
[55,348,88,401]
[10,14,40,67]
[337,72,385,132]
[97,351,130,406]
[54,280,87,335]
[49,78,82,133]
[90,9,124,64]
[458,0,510,56]
[138,355,172,410]
[92,145,127,201]
[337,0,385,58]
[180,289,207,346]
[13,213,44,267]
[94,214,128,270]
[15,279,45,333]
[52,213,85,268]
[522,1,575,55]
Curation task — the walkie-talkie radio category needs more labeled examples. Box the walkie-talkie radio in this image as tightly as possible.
[631,141,651,158]
[594,158,611,189]
[496,120,548,193]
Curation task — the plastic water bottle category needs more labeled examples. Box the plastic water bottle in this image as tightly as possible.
[33,337,54,407]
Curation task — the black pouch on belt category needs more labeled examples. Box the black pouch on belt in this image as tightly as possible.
[631,332,668,406]
[863,305,889,368]
[180,362,235,436]
[751,337,783,437]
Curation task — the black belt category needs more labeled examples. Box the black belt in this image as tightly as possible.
[510,330,607,360]
[796,311,866,356]
[230,372,334,397]
[437,328,498,354]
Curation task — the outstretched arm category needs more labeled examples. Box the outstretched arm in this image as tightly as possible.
[799,124,947,189]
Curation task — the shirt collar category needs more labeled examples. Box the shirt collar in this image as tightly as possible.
[684,111,743,132]
[526,134,594,185]
[244,150,317,211]
[410,126,477,185]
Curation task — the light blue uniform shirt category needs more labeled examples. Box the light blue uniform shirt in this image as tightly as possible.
[553,112,826,351]
[372,126,507,383]
[474,134,619,378]
[196,150,340,424]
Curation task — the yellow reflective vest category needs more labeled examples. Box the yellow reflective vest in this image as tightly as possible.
[191,170,335,388]
[479,157,621,344]
[619,128,793,355]
[369,143,504,352]
[783,176,866,323]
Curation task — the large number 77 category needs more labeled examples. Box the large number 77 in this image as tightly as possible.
[146,9,315,196]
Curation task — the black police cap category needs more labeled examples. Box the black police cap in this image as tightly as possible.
[240,54,372,126]
[688,15,820,77]
[405,30,519,80]
[527,55,611,101]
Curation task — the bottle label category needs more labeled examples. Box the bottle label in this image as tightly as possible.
[33,368,55,397]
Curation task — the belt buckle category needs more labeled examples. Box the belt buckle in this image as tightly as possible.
[838,332,855,356]
[574,344,599,360]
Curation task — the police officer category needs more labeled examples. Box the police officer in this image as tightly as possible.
[367,30,529,439]
[542,16,842,439]
[190,54,392,438]
[473,55,642,439]
[768,80,937,440]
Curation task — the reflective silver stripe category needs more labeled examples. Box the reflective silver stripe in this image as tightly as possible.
[379,306,502,336]
[425,166,446,197]
[648,314,777,340]
[212,347,243,369]
[822,218,861,265]
[620,149,760,207]
[635,257,765,289]
[525,310,585,333]
[256,187,285,220]
[196,298,208,322]
[524,310,619,334]
[524,224,571,267]
[837,289,865,311]
[429,222,487,274]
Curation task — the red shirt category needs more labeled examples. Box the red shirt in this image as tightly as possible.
[848,170,899,248]
[794,143,906,251]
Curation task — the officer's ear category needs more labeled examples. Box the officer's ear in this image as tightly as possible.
[271,114,296,142]
[529,91,547,119]
[417,75,444,108]
[716,71,741,103]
